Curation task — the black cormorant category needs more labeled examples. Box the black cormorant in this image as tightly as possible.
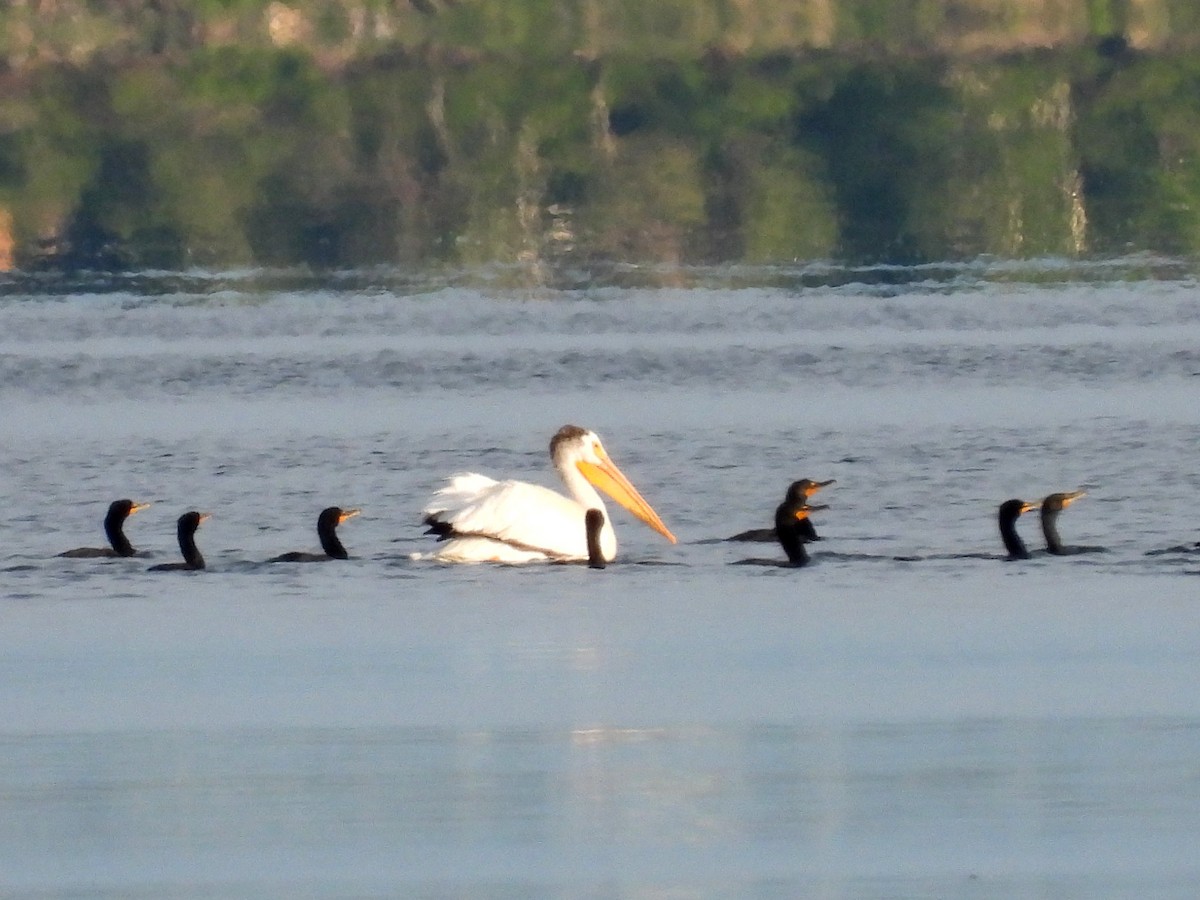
[59,499,150,558]
[267,507,360,562]
[1041,491,1107,555]
[733,499,828,568]
[998,498,1037,560]
[727,478,835,542]
[148,511,209,571]
[552,508,608,568]
[585,508,606,569]
[1145,539,1200,557]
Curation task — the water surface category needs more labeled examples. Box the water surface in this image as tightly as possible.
[2,267,1199,897]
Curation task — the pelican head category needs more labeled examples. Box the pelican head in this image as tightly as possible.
[551,425,676,544]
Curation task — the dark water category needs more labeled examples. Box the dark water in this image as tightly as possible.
[2,267,1200,897]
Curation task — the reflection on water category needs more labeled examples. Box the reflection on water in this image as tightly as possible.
[3,32,1200,272]
[3,720,1197,897]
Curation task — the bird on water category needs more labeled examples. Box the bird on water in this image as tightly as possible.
[997,498,1037,559]
[59,499,150,558]
[726,479,835,542]
[267,507,360,562]
[147,511,209,572]
[1041,491,1107,555]
[733,495,829,568]
[420,424,675,563]
[585,508,606,569]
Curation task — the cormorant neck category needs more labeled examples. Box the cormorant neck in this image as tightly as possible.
[561,462,615,560]
[781,538,809,566]
[105,515,135,557]
[585,508,606,569]
[1041,509,1066,555]
[999,511,1030,559]
[179,524,205,569]
[318,523,348,559]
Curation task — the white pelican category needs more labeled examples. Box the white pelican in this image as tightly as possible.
[420,425,677,563]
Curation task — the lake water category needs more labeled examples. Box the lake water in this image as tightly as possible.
[2,263,1199,897]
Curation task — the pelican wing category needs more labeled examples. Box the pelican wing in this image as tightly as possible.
[423,472,502,514]
[423,474,592,559]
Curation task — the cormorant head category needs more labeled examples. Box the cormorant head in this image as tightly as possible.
[318,506,360,531]
[999,498,1036,521]
[1041,490,1086,515]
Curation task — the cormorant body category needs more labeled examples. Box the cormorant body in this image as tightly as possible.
[268,507,360,562]
[726,479,834,542]
[59,499,149,558]
[148,511,208,571]
[1145,541,1200,557]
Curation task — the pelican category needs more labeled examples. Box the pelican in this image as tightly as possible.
[420,425,677,562]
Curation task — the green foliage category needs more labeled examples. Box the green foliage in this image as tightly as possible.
[3,14,1200,269]
[582,133,708,262]
[3,68,106,255]
[1085,0,1126,36]
[739,144,839,262]
[934,60,1082,257]
[439,0,585,59]
[836,0,946,46]
[796,62,960,262]
[1074,52,1200,254]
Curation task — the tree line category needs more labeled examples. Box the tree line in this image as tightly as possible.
[1,2,1199,272]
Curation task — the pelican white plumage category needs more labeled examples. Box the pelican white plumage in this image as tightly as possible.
[420,425,677,563]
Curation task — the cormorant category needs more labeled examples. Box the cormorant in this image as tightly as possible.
[1041,491,1107,555]
[585,508,606,569]
[147,511,209,571]
[1145,540,1200,557]
[59,499,150,558]
[998,498,1037,560]
[267,507,360,562]
[733,499,828,568]
[727,478,835,542]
